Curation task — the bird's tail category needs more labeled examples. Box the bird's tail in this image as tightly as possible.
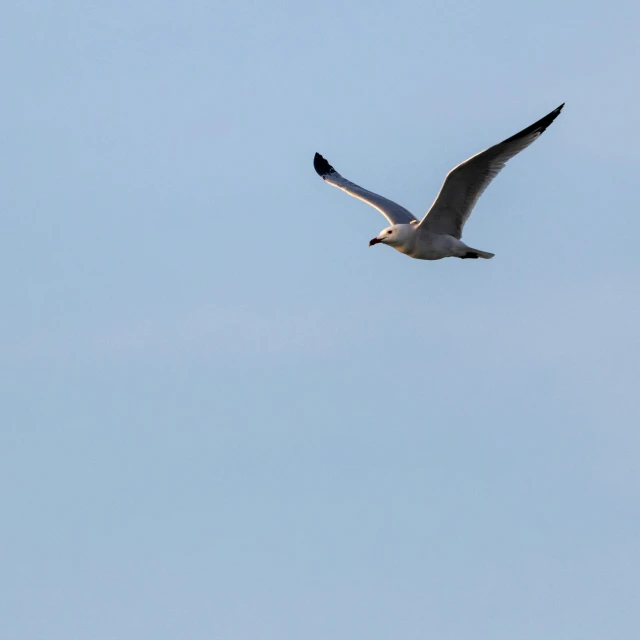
[463,248,495,259]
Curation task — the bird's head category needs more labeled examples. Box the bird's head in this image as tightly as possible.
[369,224,410,248]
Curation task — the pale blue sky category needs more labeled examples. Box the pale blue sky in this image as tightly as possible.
[1,1,639,638]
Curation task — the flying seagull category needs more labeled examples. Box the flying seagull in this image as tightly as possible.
[313,103,564,260]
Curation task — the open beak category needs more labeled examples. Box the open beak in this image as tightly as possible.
[369,237,382,247]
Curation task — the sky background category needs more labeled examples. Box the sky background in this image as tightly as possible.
[2,1,639,638]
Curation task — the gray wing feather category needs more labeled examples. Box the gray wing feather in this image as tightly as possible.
[418,104,564,238]
[314,153,417,225]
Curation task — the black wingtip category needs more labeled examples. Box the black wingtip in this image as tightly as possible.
[314,152,336,178]
[502,102,565,145]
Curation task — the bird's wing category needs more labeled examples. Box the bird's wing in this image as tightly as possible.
[418,104,564,238]
[314,153,417,225]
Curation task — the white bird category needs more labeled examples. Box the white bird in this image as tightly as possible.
[314,103,564,260]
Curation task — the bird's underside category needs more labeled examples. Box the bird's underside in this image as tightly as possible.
[313,103,564,260]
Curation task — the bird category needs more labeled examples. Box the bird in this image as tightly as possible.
[313,103,564,261]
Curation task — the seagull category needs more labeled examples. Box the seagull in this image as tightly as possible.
[313,103,564,260]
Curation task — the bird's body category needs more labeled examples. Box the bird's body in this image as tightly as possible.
[372,222,494,260]
[313,104,564,261]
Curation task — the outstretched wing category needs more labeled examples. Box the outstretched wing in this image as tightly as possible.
[418,104,564,238]
[313,153,417,225]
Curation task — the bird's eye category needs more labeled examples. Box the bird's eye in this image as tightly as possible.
[387,230,392,234]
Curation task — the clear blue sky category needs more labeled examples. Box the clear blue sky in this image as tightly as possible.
[2,1,639,638]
